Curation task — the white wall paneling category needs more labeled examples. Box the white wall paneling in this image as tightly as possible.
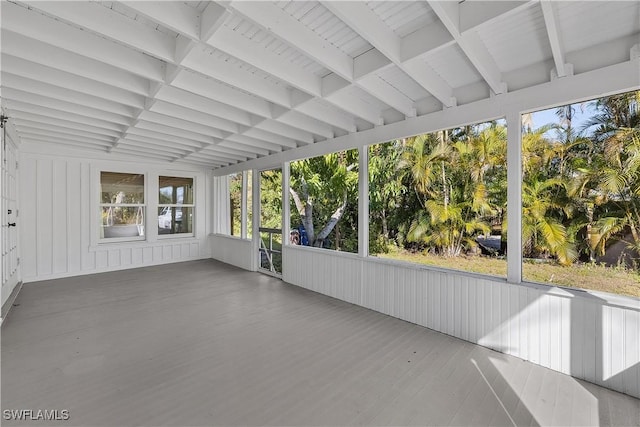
[279,245,640,399]
[19,149,211,282]
[210,234,254,272]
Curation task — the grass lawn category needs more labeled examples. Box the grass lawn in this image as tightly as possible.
[375,248,640,298]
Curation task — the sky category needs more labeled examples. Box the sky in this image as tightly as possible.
[529,100,599,138]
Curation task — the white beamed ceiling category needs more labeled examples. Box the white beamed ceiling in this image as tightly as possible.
[1,0,639,169]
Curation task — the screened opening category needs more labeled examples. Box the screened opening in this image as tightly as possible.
[521,90,640,297]
[289,149,359,253]
[369,120,507,278]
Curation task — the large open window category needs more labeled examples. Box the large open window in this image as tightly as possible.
[100,172,145,240]
[246,170,253,239]
[368,120,508,277]
[228,172,242,237]
[158,176,194,236]
[521,90,640,297]
[289,149,359,253]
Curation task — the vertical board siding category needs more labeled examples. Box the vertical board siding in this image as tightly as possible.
[277,246,640,398]
[210,235,254,271]
[36,159,53,276]
[20,154,210,282]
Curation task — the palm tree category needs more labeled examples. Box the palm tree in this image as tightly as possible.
[401,124,506,256]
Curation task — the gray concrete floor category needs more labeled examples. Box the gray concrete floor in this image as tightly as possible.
[2,259,639,426]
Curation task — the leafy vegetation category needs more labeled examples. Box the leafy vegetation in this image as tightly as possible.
[290,150,359,252]
[279,90,640,297]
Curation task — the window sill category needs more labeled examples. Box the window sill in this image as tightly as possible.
[89,237,200,252]
[157,233,195,240]
[209,233,251,242]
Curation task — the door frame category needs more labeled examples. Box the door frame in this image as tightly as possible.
[1,118,21,319]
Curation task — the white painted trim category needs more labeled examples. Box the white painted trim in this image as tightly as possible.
[241,170,248,239]
[282,162,291,249]
[506,111,522,283]
[251,168,260,272]
[358,146,369,258]
[213,59,640,176]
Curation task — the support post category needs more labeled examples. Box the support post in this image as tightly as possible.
[358,145,369,258]
[241,170,248,239]
[251,169,260,271]
[506,111,522,283]
[282,161,290,249]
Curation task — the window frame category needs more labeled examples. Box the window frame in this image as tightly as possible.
[98,170,147,244]
[157,174,196,239]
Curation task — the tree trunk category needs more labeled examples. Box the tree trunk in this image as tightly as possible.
[382,209,389,239]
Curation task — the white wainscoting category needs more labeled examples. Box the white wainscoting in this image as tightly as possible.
[210,234,254,271]
[19,151,211,282]
[282,245,640,399]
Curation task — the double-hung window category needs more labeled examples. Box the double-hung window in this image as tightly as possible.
[100,172,145,240]
[158,176,194,236]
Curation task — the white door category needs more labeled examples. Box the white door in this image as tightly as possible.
[1,131,19,309]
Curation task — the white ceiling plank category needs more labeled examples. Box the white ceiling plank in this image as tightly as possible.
[111,145,177,161]
[254,120,314,145]
[188,149,250,163]
[20,136,111,152]
[200,2,230,42]
[176,158,226,168]
[427,0,506,95]
[353,48,394,79]
[2,31,149,96]
[228,0,353,81]
[294,100,357,133]
[155,85,253,127]
[18,128,114,146]
[242,128,300,149]
[8,112,123,139]
[181,149,246,163]
[19,131,111,148]
[459,1,534,33]
[3,2,165,81]
[138,110,231,139]
[186,38,368,128]
[324,2,401,62]
[207,25,323,97]
[119,138,189,156]
[26,1,176,62]
[324,1,455,107]
[120,1,200,40]
[205,144,261,159]
[356,75,416,117]
[5,100,127,133]
[323,89,385,125]
[126,127,205,149]
[180,156,229,167]
[135,120,223,144]
[274,110,334,139]
[171,70,273,118]
[216,140,270,157]
[3,88,131,127]
[149,101,240,134]
[400,23,454,62]
[2,58,145,109]
[1,72,136,117]
[540,1,567,78]
[13,120,118,143]
[183,46,292,108]
[225,134,284,153]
